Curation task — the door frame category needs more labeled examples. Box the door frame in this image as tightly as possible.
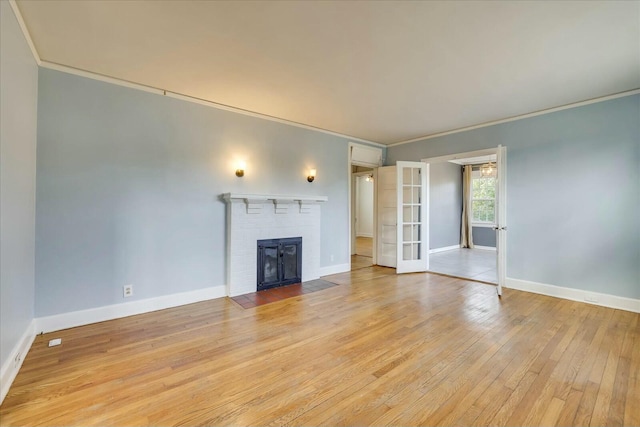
[422,146,506,293]
[348,143,383,268]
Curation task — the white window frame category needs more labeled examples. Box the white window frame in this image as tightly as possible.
[471,169,496,227]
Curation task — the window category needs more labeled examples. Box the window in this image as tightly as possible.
[471,170,495,225]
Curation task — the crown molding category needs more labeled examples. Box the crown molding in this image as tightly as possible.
[40,61,165,95]
[38,60,386,148]
[388,89,640,147]
[8,0,41,65]
[166,91,387,148]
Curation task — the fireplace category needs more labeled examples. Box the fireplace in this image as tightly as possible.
[257,237,302,291]
[222,193,327,296]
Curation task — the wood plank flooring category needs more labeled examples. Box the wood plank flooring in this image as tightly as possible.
[351,254,373,270]
[355,236,373,258]
[352,236,373,270]
[1,267,638,426]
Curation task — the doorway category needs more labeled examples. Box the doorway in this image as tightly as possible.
[352,167,374,270]
[348,142,384,271]
[422,147,507,294]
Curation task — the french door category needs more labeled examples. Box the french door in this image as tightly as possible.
[376,162,429,273]
[396,161,428,273]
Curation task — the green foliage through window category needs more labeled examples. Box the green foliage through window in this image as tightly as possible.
[472,176,495,223]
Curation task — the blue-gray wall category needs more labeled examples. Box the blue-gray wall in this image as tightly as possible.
[35,68,359,317]
[388,95,640,299]
[472,226,496,248]
[429,162,461,249]
[429,163,497,249]
[0,2,38,370]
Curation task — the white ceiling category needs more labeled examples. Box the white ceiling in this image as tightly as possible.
[15,1,640,145]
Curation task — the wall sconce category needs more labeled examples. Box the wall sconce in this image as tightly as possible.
[235,160,246,177]
[307,168,316,182]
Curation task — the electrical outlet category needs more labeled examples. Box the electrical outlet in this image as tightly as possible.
[123,284,133,298]
[330,254,334,262]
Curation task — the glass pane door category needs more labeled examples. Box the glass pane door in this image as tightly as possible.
[396,161,428,274]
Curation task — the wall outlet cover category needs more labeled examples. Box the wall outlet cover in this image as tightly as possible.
[123,285,133,298]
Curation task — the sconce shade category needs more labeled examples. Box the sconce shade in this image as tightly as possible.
[307,168,316,182]
[235,160,246,177]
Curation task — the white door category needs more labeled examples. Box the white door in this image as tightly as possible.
[396,161,429,274]
[495,146,507,296]
[376,166,397,267]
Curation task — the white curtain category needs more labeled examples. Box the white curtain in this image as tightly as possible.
[461,165,474,248]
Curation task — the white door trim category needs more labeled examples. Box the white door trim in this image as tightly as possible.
[421,148,498,165]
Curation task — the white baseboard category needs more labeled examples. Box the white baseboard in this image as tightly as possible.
[429,245,461,254]
[35,285,226,334]
[319,263,351,277]
[1,319,36,404]
[473,245,496,251]
[506,277,640,313]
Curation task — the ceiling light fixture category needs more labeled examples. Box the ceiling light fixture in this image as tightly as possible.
[480,162,497,178]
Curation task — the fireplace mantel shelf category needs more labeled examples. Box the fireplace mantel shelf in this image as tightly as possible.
[222,193,328,204]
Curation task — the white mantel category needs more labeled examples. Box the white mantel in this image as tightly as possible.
[222,193,328,203]
[222,193,327,296]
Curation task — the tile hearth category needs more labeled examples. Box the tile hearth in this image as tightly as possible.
[230,279,337,309]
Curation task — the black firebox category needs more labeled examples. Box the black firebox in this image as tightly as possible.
[257,237,302,291]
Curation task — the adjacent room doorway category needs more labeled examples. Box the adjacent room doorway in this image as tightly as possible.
[352,168,375,269]
[423,146,507,295]
[348,143,384,271]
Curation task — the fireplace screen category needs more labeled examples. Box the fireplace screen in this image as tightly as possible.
[257,237,302,291]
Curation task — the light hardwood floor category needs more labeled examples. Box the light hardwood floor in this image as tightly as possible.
[352,236,373,270]
[355,236,373,258]
[1,267,638,426]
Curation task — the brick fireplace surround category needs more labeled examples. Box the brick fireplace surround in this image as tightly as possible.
[222,193,328,297]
